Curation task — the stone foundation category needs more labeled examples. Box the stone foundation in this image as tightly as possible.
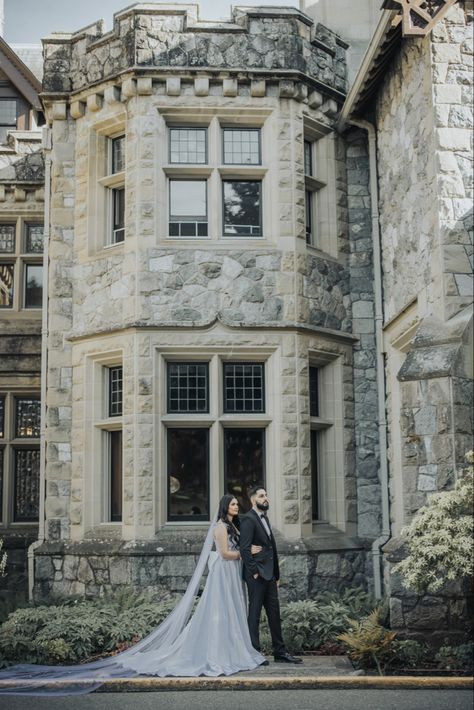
[33,529,368,603]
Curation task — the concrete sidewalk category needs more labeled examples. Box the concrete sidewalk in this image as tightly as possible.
[0,657,471,693]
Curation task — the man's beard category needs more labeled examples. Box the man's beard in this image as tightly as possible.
[256,501,269,511]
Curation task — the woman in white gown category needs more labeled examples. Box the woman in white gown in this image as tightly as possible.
[0,495,266,694]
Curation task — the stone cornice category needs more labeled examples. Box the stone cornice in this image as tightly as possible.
[64,318,358,345]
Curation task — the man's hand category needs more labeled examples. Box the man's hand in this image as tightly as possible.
[253,573,259,579]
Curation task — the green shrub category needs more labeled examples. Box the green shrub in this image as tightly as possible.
[436,642,474,670]
[0,590,179,668]
[388,639,431,669]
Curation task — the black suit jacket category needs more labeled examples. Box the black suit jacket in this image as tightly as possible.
[240,509,280,582]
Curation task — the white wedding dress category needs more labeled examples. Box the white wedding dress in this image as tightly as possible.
[0,519,265,694]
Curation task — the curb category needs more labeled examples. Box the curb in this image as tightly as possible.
[97,675,474,692]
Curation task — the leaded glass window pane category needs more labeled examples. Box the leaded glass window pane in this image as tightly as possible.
[109,366,123,417]
[111,135,125,173]
[304,140,313,176]
[223,363,264,413]
[24,264,43,308]
[223,181,261,237]
[109,430,122,522]
[169,128,207,164]
[112,187,125,244]
[15,398,41,438]
[224,428,265,513]
[0,224,15,252]
[167,427,209,521]
[0,100,17,125]
[0,447,3,521]
[306,190,313,244]
[0,264,14,308]
[13,448,40,522]
[223,128,261,165]
[167,362,209,413]
[309,367,319,417]
[311,428,320,520]
[25,224,44,253]
[0,397,4,437]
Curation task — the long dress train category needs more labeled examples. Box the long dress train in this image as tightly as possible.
[0,519,264,695]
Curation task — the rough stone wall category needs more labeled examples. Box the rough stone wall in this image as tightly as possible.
[430,1,473,320]
[44,117,76,542]
[33,532,367,602]
[345,129,381,539]
[42,7,346,96]
[376,36,438,323]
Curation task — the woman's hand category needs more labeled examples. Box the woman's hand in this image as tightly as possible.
[250,544,262,555]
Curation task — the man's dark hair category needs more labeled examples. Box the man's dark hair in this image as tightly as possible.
[248,485,265,499]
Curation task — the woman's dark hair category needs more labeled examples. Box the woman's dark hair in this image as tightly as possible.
[217,494,240,544]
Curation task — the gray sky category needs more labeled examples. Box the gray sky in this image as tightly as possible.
[5,0,301,44]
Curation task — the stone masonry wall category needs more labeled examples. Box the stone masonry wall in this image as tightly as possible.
[42,6,346,96]
[345,129,381,539]
[430,1,473,320]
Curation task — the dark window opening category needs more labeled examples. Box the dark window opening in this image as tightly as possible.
[109,430,123,522]
[224,428,265,514]
[13,448,40,522]
[167,428,209,521]
[167,362,209,413]
[15,397,41,438]
[223,363,264,413]
[310,429,320,521]
[112,187,125,243]
[111,135,125,173]
[309,367,319,417]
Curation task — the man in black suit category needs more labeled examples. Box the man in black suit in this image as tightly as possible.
[240,486,302,664]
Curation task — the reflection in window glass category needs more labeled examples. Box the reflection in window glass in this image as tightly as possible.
[0,397,4,437]
[309,367,319,417]
[0,225,15,253]
[14,448,40,522]
[169,180,208,237]
[223,181,261,237]
[223,129,260,165]
[15,397,41,438]
[305,190,313,244]
[109,430,122,522]
[170,128,207,164]
[224,428,265,513]
[311,429,320,520]
[167,428,209,521]
[112,187,125,243]
[24,264,43,308]
[0,264,14,308]
[25,225,44,254]
[304,140,313,176]
[111,135,125,173]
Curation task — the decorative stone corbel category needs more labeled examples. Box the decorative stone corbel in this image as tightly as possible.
[35,188,45,202]
[136,77,153,95]
[294,83,308,102]
[279,80,295,98]
[0,186,5,201]
[166,77,181,96]
[87,94,103,112]
[321,99,339,117]
[194,77,209,97]
[223,78,238,97]
[70,101,85,119]
[104,86,121,105]
[14,187,26,202]
[250,79,266,97]
[121,78,137,98]
[51,102,67,120]
[308,90,323,109]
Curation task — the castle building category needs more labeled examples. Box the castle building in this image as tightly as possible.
[3,1,471,638]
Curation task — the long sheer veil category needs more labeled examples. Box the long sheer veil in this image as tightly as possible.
[0,510,218,695]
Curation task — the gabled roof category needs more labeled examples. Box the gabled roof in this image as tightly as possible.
[0,36,42,110]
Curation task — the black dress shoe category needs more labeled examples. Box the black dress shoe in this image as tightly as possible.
[273,652,303,664]
[259,659,270,666]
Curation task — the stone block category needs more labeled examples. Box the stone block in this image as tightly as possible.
[437,128,471,151]
[194,77,209,96]
[166,77,181,96]
[223,78,237,97]
[136,77,153,95]
[279,80,294,98]
[52,102,67,120]
[308,90,323,109]
[86,94,103,112]
[250,79,266,97]
[70,101,85,119]
[104,85,121,105]
[13,187,26,201]
[122,78,137,98]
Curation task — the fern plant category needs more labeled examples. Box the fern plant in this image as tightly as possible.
[338,607,397,675]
